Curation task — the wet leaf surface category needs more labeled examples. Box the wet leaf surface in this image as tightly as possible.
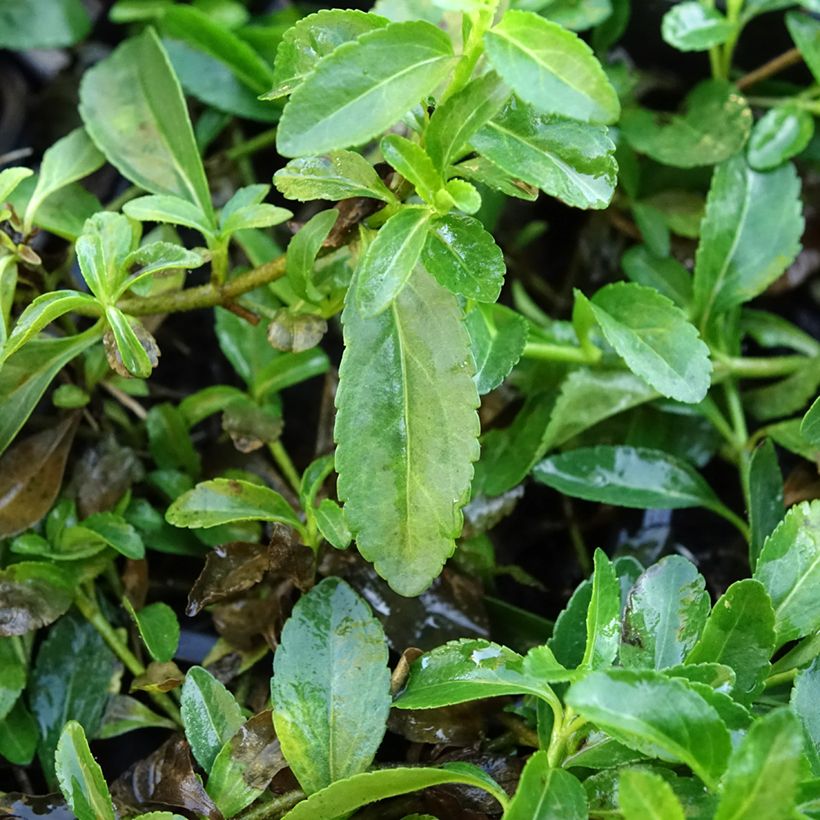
[0,562,74,636]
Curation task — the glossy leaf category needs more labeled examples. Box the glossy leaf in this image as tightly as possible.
[746,438,784,569]
[582,549,620,670]
[276,21,455,157]
[693,154,803,324]
[356,207,431,316]
[55,721,116,820]
[272,578,390,794]
[124,600,180,663]
[274,151,395,203]
[686,579,775,702]
[422,213,506,302]
[381,135,441,203]
[621,80,752,168]
[585,282,710,402]
[180,666,244,773]
[714,708,804,820]
[266,9,388,99]
[620,555,710,670]
[281,764,508,820]
[336,266,479,595]
[166,478,302,530]
[471,97,618,209]
[753,499,820,646]
[505,752,587,819]
[618,768,685,820]
[566,668,731,789]
[286,209,339,303]
[82,512,145,559]
[394,638,568,710]
[662,2,734,51]
[748,105,814,171]
[466,303,528,395]
[484,10,619,124]
[79,28,214,218]
[426,72,510,172]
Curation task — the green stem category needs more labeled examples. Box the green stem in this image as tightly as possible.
[522,341,602,365]
[223,127,279,162]
[237,791,306,820]
[763,667,798,690]
[438,8,494,104]
[74,588,182,726]
[721,0,745,78]
[714,353,809,380]
[268,439,301,496]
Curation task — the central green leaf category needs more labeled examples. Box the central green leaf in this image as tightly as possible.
[335,266,479,596]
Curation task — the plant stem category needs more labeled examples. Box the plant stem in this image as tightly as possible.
[237,791,306,820]
[522,341,601,365]
[721,0,745,78]
[736,47,802,90]
[269,439,302,496]
[763,667,798,689]
[74,588,182,725]
[223,127,279,162]
[715,353,808,380]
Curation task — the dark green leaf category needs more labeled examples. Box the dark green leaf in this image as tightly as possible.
[181,666,244,773]
[484,10,619,124]
[566,668,731,789]
[621,245,693,309]
[272,578,390,794]
[746,439,784,569]
[753,499,820,647]
[336,267,478,595]
[0,698,38,765]
[466,303,528,395]
[55,721,116,820]
[620,555,710,670]
[686,579,775,702]
[621,80,752,168]
[0,637,25,721]
[146,403,201,477]
[422,213,506,302]
[471,97,617,209]
[748,105,814,171]
[618,768,686,820]
[693,154,803,324]
[505,752,587,819]
[276,21,455,157]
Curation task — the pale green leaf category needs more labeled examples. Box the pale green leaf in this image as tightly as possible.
[55,721,116,820]
[748,105,814,171]
[662,2,734,51]
[505,752,587,819]
[619,768,686,820]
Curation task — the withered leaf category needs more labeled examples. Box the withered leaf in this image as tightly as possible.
[131,661,185,694]
[388,702,486,747]
[212,597,281,651]
[268,523,314,592]
[0,414,79,537]
[0,562,74,636]
[71,435,142,517]
[267,310,327,353]
[221,399,283,454]
[111,735,223,820]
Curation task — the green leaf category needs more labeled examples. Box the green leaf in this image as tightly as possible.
[582,549,620,670]
[802,396,820,446]
[381,135,441,203]
[82,512,145,559]
[286,210,339,303]
[1,291,101,363]
[619,555,710,670]
[29,612,116,784]
[55,721,116,820]
[566,668,731,789]
[505,752,587,819]
[661,2,734,51]
[0,0,90,49]
[484,10,619,124]
[356,207,431,316]
[787,11,820,85]
[0,326,101,455]
[453,155,539,201]
[742,308,820,357]
[180,666,245,773]
[714,708,804,820]
[471,97,617,210]
[24,128,104,232]
[79,28,214,219]
[0,699,38,765]
[336,266,479,595]
[162,5,274,94]
[123,599,180,663]
[265,9,389,100]
[621,245,693,309]
[792,659,820,774]
[541,0,613,31]
[466,303,528,395]
[426,72,510,173]
[219,204,291,236]
[693,155,803,323]
[753,500,820,647]
[422,213,506,302]
[106,307,154,378]
[276,21,455,157]
[274,151,395,203]
[394,638,568,710]
[75,212,136,303]
[281,764,508,820]
[686,579,775,702]
[748,105,814,171]
[621,80,752,168]
[0,562,75,635]
[584,282,711,402]
[146,403,202,477]
[166,478,302,530]
[618,768,686,820]
[534,445,728,517]
[123,194,215,239]
[272,578,390,794]
[0,638,25,721]
[746,438,784,569]
[206,710,284,818]
[96,694,176,739]
[315,498,352,549]
[120,242,207,298]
